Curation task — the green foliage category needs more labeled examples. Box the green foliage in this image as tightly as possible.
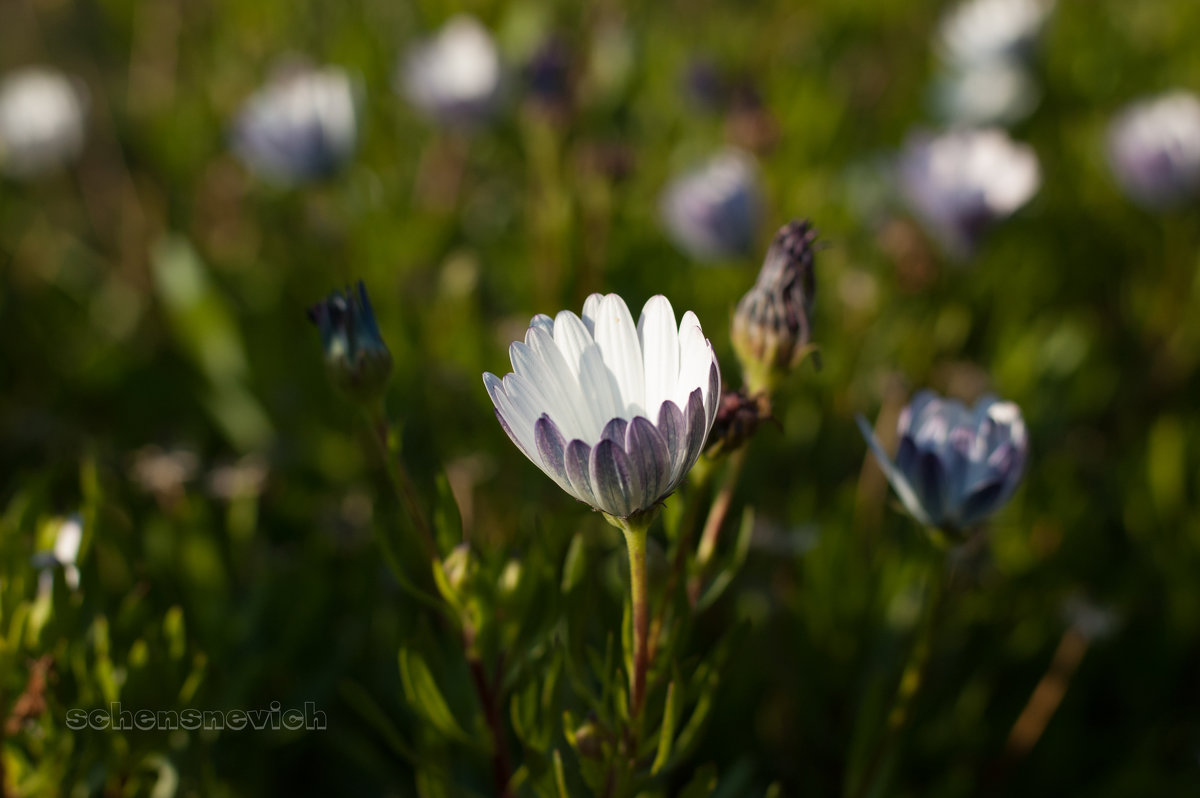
[3,0,1200,795]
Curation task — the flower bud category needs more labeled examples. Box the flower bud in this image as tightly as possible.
[704,387,773,458]
[307,281,393,403]
[569,718,605,759]
[731,220,819,393]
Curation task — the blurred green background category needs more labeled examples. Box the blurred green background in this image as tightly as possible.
[2,0,1200,795]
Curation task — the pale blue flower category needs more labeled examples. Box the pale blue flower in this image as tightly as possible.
[858,390,1028,532]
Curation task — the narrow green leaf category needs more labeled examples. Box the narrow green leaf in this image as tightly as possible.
[433,472,463,554]
[651,680,679,774]
[561,533,588,593]
[697,507,756,613]
[553,750,571,798]
[398,648,472,745]
[338,680,417,762]
[679,763,718,798]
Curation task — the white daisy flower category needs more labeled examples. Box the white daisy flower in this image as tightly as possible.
[232,64,360,184]
[484,294,721,520]
[897,127,1040,257]
[938,0,1055,70]
[1106,90,1200,209]
[401,15,502,127]
[0,67,87,179]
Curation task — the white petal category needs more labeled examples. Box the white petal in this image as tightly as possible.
[577,343,625,431]
[499,372,549,455]
[593,294,646,417]
[676,313,711,407]
[552,310,593,378]
[530,313,555,337]
[638,295,679,422]
[581,293,604,335]
[484,372,534,457]
[525,326,596,440]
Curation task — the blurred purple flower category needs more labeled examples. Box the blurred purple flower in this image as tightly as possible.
[897,127,1039,257]
[484,294,720,520]
[525,36,572,111]
[232,64,360,184]
[858,390,1028,533]
[661,149,762,262]
[401,15,502,128]
[1107,90,1200,209]
[0,67,87,179]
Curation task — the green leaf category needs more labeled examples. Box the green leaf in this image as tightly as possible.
[651,680,679,775]
[696,507,755,613]
[398,647,473,745]
[679,763,718,798]
[433,472,464,553]
[338,680,417,762]
[163,605,186,661]
[561,533,588,593]
[553,749,571,798]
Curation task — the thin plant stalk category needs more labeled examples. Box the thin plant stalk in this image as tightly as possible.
[620,517,652,720]
[688,448,749,605]
[851,553,947,798]
[365,403,438,564]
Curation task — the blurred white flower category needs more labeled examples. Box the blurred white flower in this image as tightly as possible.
[938,0,1054,69]
[1106,90,1200,209]
[932,60,1038,127]
[0,67,87,179]
[208,454,269,500]
[660,149,762,262]
[401,15,502,127]
[897,127,1040,257]
[34,514,83,594]
[484,294,720,520]
[232,64,360,184]
[130,445,199,498]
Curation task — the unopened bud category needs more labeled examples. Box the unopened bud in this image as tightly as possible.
[704,387,773,457]
[731,220,819,393]
[307,281,393,403]
[570,719,605,759]
[438,544,477,601]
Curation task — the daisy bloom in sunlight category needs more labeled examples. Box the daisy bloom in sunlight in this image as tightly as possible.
[484,293,720,522]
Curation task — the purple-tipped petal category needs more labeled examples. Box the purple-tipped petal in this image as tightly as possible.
[534,414,569,485]
[601,417,629,444]
[495,409,530,458]
[680,387,708,476]
[657,399,687,485]
[626,416,670,505]
[590,438,639,517]
[704,359,721,433]
[564,439,597,507]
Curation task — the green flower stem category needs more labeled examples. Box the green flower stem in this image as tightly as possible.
[689,447,748,605]
[365,403,438,565]
[620,515,653,720]
[467,650,513,798]
[850,550,948,798]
